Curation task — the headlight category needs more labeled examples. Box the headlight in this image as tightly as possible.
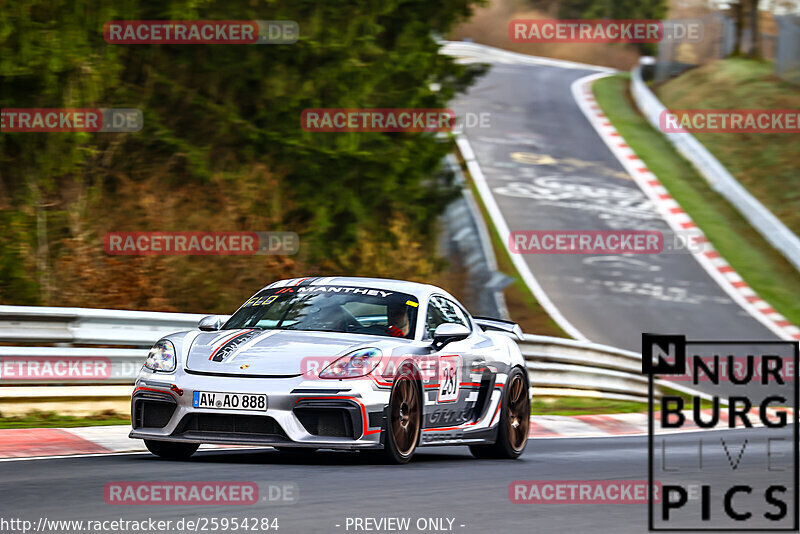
[145,340,177,372]
[319,348,382,379]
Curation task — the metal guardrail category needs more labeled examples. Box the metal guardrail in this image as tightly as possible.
[0,347,144,385]
[519,335,655,401]
[0,306,658,401]
[0,305,208,346]
[631,60,800,274]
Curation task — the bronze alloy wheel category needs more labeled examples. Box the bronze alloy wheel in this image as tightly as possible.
[390,374,420,457]
[505,372,530,452]
[469,367,530,459]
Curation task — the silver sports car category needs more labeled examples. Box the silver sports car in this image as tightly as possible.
[130,277,530,463]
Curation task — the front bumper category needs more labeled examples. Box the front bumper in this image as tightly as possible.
[128,368,389,450]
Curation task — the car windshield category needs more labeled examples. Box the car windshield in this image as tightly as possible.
[222,285,419,339]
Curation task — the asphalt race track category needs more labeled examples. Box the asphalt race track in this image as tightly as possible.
[4,49,796,534]
[451,59,778,351]
[1,428,794,534]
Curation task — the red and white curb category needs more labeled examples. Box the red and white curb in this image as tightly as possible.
[571,73,800,342]
[0,426,247,460]
[531,409,794,439]
[3,412,793,460]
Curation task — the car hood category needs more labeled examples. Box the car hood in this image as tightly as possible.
[185,329,389,377]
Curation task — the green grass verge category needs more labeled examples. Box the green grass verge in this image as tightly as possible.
[659,386,714,411]
[593,74,800,327]
[657,59,800,236]
[0,410,129,429]
[532,396,649,415]
[532,392,712,416]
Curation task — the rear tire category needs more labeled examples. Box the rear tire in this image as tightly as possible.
[144,439,199,460]
[370,366,421,464]
[469,368,530,459]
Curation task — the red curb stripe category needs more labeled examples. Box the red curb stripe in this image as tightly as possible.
[746,295,761,303]
[713,408,730,425]
[585,89,796,341]
[577,415,644,435]
[653,411,699,431]
[528,419,559,438]
[696,409,739,429]
[0,428,110,458]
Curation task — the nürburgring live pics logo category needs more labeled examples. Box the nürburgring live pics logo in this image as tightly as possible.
[643,333,798,531]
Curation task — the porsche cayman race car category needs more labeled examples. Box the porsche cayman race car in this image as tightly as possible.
[130,277,530,463]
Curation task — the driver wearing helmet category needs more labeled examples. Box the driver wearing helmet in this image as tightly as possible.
[386,303,410,338]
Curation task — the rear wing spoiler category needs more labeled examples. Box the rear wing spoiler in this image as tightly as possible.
[472,316,524,340]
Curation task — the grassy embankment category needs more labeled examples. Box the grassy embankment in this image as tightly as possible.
[0,410,129,429]
[593,68,800,327]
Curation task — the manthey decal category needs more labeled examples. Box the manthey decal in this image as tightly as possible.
[208,329,260,362]
[295,286,394,297]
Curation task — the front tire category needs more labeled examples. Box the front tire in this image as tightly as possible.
[370,366,421,464]
[144,439,199,460]
[470,368,530,459]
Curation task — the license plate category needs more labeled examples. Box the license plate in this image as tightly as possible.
[192,391,267,411]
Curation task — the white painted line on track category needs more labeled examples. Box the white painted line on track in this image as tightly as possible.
[440,41,615,73]
[455,133,588,341]
[0,447,273,463]
[0,451,152,462]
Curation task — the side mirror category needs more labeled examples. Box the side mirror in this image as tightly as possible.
[198,315,223,332]
[432,323,470,349]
